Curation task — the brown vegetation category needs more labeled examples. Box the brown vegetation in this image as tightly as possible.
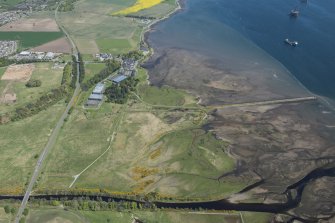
[1,64,35,82]
[30,37,72,53]
[0,18,60,32]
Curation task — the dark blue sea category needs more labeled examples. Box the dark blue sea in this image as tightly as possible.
[148,0,335,101]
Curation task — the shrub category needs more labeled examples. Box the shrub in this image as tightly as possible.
[26,79,42,88]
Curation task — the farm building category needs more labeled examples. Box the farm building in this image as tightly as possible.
[111,75,128,84]
[88,93,104,101]
[85,82,105,107]
[92,83,105,94]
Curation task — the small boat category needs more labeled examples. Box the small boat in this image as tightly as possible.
[284,39,298,46]
[290,9,300,17]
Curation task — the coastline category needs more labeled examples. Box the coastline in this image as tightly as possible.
[141,0,184,54]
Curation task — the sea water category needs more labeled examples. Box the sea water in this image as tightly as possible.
[148,0,335,100]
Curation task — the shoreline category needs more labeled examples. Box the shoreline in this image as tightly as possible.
[141,0,184,55]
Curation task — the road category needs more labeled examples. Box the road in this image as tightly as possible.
[14,4,81,223]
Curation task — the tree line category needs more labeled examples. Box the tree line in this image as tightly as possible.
[78,53,85,83]
[70,55,78,88]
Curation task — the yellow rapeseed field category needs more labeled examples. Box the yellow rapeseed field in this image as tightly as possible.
[113,0,163,15]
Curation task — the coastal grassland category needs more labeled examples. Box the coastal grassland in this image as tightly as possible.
[112,0,163,15]
[0,62,63,114]
[136,67,198,107]
[0,32,63,49]
[37,89,242,199]
[0,102,66,195]
[138,85,195,106]
[242,212,272,223]
[83,63,105,83]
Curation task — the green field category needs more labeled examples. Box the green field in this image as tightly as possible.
[96,38,133,54]
[0,102,66,194]
[23,207,272,223]
[0,62,64,114]
[57,0,170,54]
[0,67,5,77]
[26,209,83,223]
[0,32,63,49]
[0,0,23,9]
[84,63,105,82]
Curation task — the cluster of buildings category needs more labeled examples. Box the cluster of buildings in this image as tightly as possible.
[95,53,113,62]
[11,51,60,61]
[119,58,137,77]
[0,41,17,58]
[85,58,138,108]
[105,58,137,85]
[0,10,29,26]
[86,83,105,107]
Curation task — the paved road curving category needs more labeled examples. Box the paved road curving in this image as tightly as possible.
[14,3,81,223]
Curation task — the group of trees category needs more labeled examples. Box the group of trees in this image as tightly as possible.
[81,59,120,91]
[78,53,85,83]
[61,63,72,86]
[25,79,42,88]
[0,58,14,67]
[70,55,78,88]
[58,0,78,12]
[105,77,139,104]
[29,197,156,212]
[11,86,68,121]
[125,15,156,20]
[122,51,143,60]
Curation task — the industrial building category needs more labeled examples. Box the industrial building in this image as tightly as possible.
[111,75,128,84]
[85,82,105,107]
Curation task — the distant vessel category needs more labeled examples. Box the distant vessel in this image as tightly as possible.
[284,39,298,46]
[290,9,300,17]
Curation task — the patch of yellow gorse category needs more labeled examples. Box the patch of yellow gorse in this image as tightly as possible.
[113,0,163,15]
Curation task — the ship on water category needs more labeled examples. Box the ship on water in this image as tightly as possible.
[290,9,300,17]
[284,39,298,46]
